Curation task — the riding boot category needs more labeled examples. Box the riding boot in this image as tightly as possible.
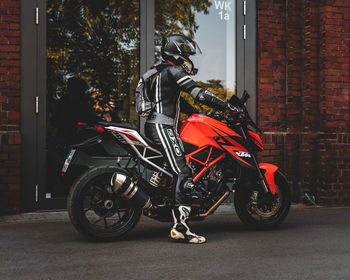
[170,205,206,244]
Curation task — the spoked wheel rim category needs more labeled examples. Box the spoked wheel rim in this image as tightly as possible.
[79,173,135,232]
[234,171,291,229]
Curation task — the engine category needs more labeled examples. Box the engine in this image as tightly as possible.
[189,160,224,195]
[206,164,224,183]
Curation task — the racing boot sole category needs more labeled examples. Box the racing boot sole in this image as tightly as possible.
[170,228,206,244]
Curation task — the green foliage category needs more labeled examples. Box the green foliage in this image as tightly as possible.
[155,0,211,39]
[154,0,211,59]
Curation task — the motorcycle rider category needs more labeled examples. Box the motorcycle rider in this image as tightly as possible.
[145,34,236,244]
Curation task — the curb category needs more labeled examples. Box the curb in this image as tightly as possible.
[0,211,69,224]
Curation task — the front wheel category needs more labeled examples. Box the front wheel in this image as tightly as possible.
[234,171,291,229]
[67,166,142,241]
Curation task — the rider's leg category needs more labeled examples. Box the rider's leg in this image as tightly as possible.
[170,205,206,244]
[170,165,205,244]
[145,123,206,244]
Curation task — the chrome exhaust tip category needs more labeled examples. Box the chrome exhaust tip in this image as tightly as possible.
[111,172,152,209]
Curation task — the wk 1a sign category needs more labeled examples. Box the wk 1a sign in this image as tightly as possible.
[215,0,233,21]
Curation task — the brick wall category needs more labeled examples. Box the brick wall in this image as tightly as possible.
[257,0,350,205]
[0,0,21,214]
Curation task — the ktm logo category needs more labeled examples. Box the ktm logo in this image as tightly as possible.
[235,151,251,158]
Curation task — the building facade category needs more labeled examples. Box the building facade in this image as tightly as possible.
[0,0,349,214]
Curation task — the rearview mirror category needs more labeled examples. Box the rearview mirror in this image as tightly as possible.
[241,91,250,104]
[228,95,241,107]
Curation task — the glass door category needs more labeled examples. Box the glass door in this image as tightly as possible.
[38,0,140,209]
[155,0,236,108]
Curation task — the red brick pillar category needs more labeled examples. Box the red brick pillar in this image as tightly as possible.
[318,0,350,204]
[284,0,303,201]
[0,0,21,214]
[257,0,303,201]
[298,0,322,202]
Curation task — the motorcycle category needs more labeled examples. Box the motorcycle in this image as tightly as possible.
[65,91,291,241]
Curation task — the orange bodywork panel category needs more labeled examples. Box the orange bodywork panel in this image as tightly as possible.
[180,114,242,149]
[180,114,253,168]
[180,114,235,150]
[248,130,263,151]
[259,163,278,194]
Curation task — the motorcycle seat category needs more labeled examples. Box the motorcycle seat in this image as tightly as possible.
[97,122,138,130]
[97,121,160,149]
[140,134,161,149]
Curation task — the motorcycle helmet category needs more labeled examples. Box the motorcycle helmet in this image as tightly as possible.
[161,34,202,75]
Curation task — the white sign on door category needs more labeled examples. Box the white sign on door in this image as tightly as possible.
[215,1,232,21]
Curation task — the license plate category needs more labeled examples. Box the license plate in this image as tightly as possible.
[61,149,76,173]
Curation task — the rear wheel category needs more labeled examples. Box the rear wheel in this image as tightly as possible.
[234,171,291,229]
[67,166,142,241]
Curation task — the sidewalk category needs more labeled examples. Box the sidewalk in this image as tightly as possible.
[0,205,241,224]
[0,211,69,224]
[0,204,320,224]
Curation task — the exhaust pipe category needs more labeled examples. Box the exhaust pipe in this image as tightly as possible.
[111,173,152,209]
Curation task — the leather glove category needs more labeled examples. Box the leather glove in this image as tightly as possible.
[227,103,240,113]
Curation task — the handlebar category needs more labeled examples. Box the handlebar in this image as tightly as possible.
[226,91,262,133]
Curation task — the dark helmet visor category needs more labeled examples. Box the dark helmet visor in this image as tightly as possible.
[177,38,202,56]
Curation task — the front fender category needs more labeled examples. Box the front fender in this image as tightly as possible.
[259,163,279,194]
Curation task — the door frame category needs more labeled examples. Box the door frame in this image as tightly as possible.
[237,0,257,121]
[21,0,38,211]
[21,0,256,211]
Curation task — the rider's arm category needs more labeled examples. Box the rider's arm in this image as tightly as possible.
[169,66,228,111]
[190,88,228,111]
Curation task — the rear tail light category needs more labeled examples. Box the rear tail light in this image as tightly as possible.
[94,126,105,132]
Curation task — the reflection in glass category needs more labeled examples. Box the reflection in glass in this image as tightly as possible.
[46,0,140,198]
[47,0,140,125]
[155,0,236,112]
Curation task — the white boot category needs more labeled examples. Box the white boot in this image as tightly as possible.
[170,206,206,244]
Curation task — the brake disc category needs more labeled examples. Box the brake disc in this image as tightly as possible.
[251,185,282,218]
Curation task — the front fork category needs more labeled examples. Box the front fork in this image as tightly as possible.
[239,127,270,194]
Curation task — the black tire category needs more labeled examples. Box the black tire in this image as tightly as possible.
[234,170,291,229]
[67,165,142,241]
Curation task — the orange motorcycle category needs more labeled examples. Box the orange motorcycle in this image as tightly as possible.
[66,92,291,241]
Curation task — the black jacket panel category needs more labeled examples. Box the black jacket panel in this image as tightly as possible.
[149,63,226,120]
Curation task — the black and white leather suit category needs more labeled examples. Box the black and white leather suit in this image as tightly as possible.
[145,62,228,206]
